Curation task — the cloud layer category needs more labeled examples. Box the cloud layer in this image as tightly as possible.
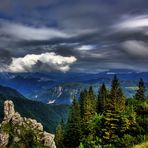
[115,15,148,32]
[122,40,148,58]
[0,0,148,72]
[0,21,73,41]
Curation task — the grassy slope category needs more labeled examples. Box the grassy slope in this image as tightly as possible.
[134,141,148,148]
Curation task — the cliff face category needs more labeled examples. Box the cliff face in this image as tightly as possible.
[0,100,56,148]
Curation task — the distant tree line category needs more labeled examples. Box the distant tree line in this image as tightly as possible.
[55,75,148,148]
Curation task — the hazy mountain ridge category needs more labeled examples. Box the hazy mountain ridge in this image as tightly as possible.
[0,84,69,133]
[0,72,148,104]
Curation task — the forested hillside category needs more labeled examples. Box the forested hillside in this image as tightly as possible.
[0,86,69,133]
[55,75,148,148]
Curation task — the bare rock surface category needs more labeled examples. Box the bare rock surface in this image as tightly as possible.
[0,100,56,148]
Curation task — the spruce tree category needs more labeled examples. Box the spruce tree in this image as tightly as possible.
[99,76,126,145]
[79,89,86,118]
[89,86,96,112]
[101,110,120,144]
[80,88,95,119]
[55,120,65,148]
[116,87,125,112]
[97,83,108,113]
[109,75,125,112]
[135,78,145,101]
[64,98,82,148]
[79,87,96,140]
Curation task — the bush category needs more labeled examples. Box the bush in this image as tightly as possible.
[116,134,135,147]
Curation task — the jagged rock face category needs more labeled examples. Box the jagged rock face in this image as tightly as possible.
[0,100,56,148]
[4,100,15,121]
[0,131,9,147]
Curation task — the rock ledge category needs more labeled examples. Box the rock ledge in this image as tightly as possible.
[0,100,56,148]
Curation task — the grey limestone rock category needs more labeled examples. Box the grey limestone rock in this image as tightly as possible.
[0,100,56,148]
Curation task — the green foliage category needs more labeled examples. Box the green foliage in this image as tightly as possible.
[80,88,96,137]
[56,76,148,148]
[116,134,135,147]
[64,98,82,148]
[0,95,69,133]
[79,142,84,148]
[135,79,145,101]
[80,88,95,120]
[79,89,87,118]
[89,86,96,111]
[97,83,108,113]
[1,122,12,134]
[109,75,125,112]
[1,122,47,147]
[81,136,102,148]
[55,120,65,148]
[16,126,44,147]
[100,110,120,144]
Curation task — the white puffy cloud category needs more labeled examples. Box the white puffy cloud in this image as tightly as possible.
[7,52,77,72]
[122,40,148,57]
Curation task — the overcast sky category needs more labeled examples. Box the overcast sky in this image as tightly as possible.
[0,0,148,73]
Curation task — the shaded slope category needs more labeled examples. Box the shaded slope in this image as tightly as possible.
[0,85,69,133]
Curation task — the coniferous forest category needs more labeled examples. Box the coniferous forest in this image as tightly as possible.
[55,75,148,148]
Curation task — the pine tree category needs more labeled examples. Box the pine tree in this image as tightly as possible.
[109,75,119,110]
[109,75,125,112]
[55,120,65,148]
[79,87,96,140]
[89,86,96,112]
[64,98,82,148]
[79,89,86,118]
[80,88,95,119]
[97,83,108,113]
[101,110,120,144]
[135,78,145,101]
[81,90,95,138]
[116,87,125,112]
[99,76,126,145]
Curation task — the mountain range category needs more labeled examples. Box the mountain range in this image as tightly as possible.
[0,71,148,104]
[0,84,69,133]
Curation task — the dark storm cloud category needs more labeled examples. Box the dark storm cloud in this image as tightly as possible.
[0,0,148,72]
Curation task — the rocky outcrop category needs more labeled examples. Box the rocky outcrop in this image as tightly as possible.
[0,100,56,148]
[4,100,15,121]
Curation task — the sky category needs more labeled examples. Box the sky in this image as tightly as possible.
[0,0,148,73]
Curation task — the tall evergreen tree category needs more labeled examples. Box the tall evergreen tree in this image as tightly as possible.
[79,89,87,118]
[64,98,82,148]
[109,75,125,112]
[80,88,95,119]
[101,110,120,144]
[88,86,96,112]
[98,76,126,145]
[79,87,96,139]
[97,83,108,113]
[116,87,125,112]
[135,78,145,101]
[81,90,95,138]
[55,120,65,148]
